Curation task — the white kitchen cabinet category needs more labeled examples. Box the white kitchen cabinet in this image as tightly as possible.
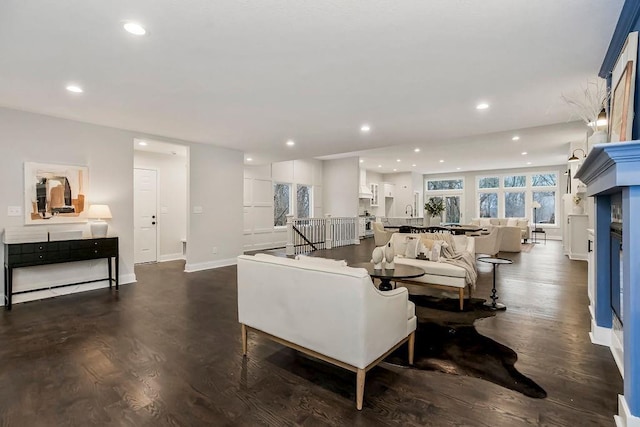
[567,214,588,261]
[383,183,395,198]
[370,183,379,206]
[358,217,365,238]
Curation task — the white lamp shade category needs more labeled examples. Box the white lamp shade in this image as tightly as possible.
[87,204,112,219]
[532,201,541,209]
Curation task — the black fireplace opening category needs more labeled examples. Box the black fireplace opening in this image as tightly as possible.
[610,221,623,325]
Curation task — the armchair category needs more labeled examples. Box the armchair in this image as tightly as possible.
[373,222,393,246]
[474,227,504,256]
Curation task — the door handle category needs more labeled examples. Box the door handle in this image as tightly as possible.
[588,240,592,252]
[152,215,156,219]
[152,221,156,225]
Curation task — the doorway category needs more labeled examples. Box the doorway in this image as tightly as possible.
[134,168,158,263]
[133,139,188,264]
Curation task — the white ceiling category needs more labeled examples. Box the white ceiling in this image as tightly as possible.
[0,1,623,170]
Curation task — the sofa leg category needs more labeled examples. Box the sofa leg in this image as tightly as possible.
[356,369,366,410]
[459,288,464,311]
[408,331,415,365]
[241,324,248,356]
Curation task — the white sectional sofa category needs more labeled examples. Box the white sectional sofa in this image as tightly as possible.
[388,233,476,310]
[470,217,530,241]
[237,253,416,410]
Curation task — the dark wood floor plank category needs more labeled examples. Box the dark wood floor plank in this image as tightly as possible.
[0,239,622,426]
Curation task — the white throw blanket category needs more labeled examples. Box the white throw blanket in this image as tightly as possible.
[441,251,478,289]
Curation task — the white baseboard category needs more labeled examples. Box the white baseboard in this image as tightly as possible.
[569,253,588,261]
[8,274,136,306]
[615,395,640,427]
[184,258,237,273]
[159,253,185,262]
[589,319,612,346]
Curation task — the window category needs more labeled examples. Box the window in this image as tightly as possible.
[505,192,525,217]
[427,179,463,191]
[425,178,464,224]
[533,191,556,225]
[478,177,499,189]
[504,175,526,188]
[479,193,498,217]
[273,183,291,226]
[296,185,312,218]
[532,173,557,187]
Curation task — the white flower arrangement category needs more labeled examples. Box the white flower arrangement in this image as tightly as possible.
[573,195,582,205]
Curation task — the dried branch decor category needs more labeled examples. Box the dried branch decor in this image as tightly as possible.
[561,79,610,127]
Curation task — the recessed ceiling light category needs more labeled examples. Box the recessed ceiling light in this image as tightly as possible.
[124,22,146,35]
[360,124,371,132]
[512,136,520,141]
[359,159,364,163]
[396,159,401,162]
[526,162,532,165]
[66,85,83,93]
[456,167,461,170]
[412,164,416,167]
[393,169,397,172]
[286,140,295,146]
[138,141,148,146]
[378,164,382,168]
[476,103,489,110]
[439,159,444,163]
[521,152,527,155]
[246,157,253,162]
[414,148,420,153]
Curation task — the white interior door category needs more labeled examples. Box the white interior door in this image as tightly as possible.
[134,168,158,263]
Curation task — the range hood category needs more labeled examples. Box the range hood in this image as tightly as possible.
[358,168,373,199]
[359,185,373,199]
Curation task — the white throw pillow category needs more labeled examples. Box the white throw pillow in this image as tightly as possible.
[295,254,347,267]
[404,237,420,259]
[516,219,529,228]
[506,218,518,227]
[431,242,442,262]
[479,218,491,227]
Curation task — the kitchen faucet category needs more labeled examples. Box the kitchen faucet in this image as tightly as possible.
[405,205,414,217]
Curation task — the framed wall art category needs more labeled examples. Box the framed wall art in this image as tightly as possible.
[24,162,89,225]
[609,61,634,143]
[609,31,637,143]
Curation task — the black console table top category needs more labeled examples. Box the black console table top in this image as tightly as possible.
[3,237,119,310]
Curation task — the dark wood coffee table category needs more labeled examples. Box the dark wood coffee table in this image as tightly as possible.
[352,262,425,291]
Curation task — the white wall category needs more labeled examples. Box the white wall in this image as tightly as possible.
[323,157,359,217]
[423,165,567,240]
[243,159,324,251]
[0,108,136,303]
[185,143,244,271]
[133,150,187,262]
[364,170,384,218]
[0,107,245,305]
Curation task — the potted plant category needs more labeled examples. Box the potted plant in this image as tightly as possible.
[424,197,445,226]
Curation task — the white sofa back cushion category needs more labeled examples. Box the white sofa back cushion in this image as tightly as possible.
[237,254,415,369]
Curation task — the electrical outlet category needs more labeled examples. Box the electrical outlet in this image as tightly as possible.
[212,247,218,254]
[7,206,22,216]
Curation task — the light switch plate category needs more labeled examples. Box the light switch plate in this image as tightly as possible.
[192,206,203,214]
[7,206,22,216]
[161,207,169,214]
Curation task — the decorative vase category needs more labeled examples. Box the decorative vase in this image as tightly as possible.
[572,204,584,214]
[371,246,384,269]
[384,243,395,269]
[429,216,441,227]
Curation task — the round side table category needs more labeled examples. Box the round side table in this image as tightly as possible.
[477,257,513,310]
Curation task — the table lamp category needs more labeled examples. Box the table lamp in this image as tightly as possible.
[87,204,112,237]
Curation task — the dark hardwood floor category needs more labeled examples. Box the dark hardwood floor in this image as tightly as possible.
[0,239,621,426]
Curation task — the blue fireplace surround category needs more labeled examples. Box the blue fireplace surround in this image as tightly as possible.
[575,141,640,425]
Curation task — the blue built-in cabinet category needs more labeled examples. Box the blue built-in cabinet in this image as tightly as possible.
[575,141,640,426]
